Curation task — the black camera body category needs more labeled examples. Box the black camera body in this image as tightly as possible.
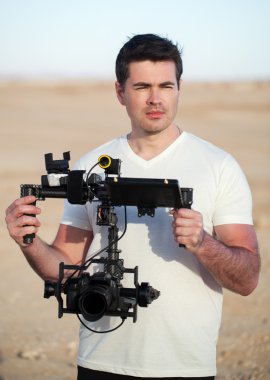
[45,269,158,323]
[21,152,193,329]
[65,272,125,322]
[44,259,159,323]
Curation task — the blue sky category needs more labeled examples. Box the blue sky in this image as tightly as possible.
[0,0,269,81]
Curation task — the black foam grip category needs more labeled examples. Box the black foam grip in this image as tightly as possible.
[178,202,192,249]
[21,185,37,244]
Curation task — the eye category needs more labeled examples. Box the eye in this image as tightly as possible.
[133,82,150,90]
[161,84,174,89]
[134,85,149,90]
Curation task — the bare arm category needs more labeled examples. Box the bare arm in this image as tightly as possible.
[171,208,260,296]
[5,195,93,281]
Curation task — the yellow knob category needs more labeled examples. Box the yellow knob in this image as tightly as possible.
[98,155,112,169]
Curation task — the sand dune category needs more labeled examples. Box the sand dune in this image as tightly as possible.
[0,81,269,379]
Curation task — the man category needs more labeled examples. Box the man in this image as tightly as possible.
[6,34,260,380]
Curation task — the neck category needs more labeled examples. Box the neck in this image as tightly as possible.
[127,124,182,160]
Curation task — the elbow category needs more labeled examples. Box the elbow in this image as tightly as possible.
[237,277,259,297]
[237,257,261,296]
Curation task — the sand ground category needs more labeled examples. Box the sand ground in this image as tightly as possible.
[0,81,269,379]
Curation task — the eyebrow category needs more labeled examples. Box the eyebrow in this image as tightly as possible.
[133,81,176,88]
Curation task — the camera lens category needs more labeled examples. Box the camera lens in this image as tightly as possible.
[78,285,113,322]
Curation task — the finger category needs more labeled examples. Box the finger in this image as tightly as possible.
[175,207,197,218]
[7,217,41,243]
[7,214,41,234]
[7,195,37,209]
[173,210,202,224]
[174,227,206,251]
[174,226,194,237]
[12,225,40,238]
[171,209,192,222]
[6,203,41,222]
[6,196,37,216]
[6,205,41,237]
[173,218,203,236]
[17,214,41,228]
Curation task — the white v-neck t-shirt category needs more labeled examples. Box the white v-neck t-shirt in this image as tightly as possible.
[61,132,253,377]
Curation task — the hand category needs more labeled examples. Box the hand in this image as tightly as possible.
[171,208,205,253]
[5,195,41,247]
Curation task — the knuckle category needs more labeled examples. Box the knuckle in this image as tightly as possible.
[197,221,203,229]
[7,225,19,239]
[14,198,22,207]
[5,207,11,216]
[24,226,36,234]
[17,205,25,214]
[21,215,30,225]
[4,214,10,224]
[7,225,13,236]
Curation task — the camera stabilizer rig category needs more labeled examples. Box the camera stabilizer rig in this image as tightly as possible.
[21,152,193,332]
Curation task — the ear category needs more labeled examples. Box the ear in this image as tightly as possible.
[115,81,126,105]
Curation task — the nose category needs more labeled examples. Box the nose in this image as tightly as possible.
[146,88,161,106]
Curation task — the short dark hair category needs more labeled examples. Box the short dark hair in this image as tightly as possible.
[115,34,183,87]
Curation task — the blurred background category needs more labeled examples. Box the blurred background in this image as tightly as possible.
[0,1,270,379]
[1,0,270,82]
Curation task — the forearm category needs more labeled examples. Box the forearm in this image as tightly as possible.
[195,232,260,296]
[21,236,73,282]
[6,196,91,282]
[172,209,260,295]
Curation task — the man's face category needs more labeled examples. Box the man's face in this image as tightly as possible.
[115,60,180,136]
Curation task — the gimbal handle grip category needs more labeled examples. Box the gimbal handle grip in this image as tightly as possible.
[178,202,192,249]
[21,185,37,245]
[23,230,35,245]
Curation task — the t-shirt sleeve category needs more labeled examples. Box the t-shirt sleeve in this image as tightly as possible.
[212,154,253,226]
[61,200,92,230]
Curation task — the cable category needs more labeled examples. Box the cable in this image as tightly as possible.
[85,162,100,199]
[84,205,127,269]
[62,206,127,283]
[76,314,125,333]
[85,162,99,185]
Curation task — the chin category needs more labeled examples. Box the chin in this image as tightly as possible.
[143,124,170,135]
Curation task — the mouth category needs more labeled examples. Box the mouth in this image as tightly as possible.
[146,110,165,119]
